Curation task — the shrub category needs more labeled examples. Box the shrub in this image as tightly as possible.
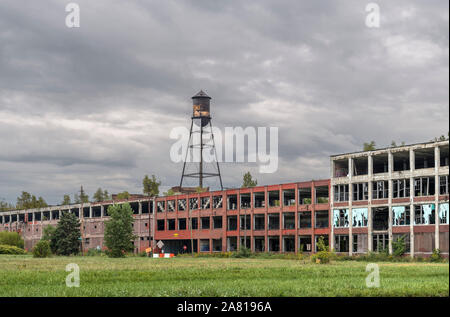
[392,236,406,257]
[232,246,252,258]
[311,251,333,264]
[32,240,51,258]
[0,244,26,255]
[85,248,103,256]
[0,232,24,249]
[430,249,442,262]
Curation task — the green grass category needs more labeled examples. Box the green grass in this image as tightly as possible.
[0,255,448,297]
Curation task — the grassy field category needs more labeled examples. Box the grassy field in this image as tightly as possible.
[0,255,448,297]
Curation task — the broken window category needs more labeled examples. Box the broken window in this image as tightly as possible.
[393,151,410,171]
[440,145,449,166]
[333,184,349,202]
[268,213,280,230]
[254,237,265,252]
[213,195,223,209]
[178,199,186,211]
[414,177,435,196]
[372,181,388,199]
[333,209,349,228]
[157,201,165,212]
[167,200,175,212]
[178,218,187,230]
[352,208,368,227]
[315,186,329,204]
[213,216,222,229]
[372,153,389,174]
[283,189,296,206]
[254,214,265,230]
[299,236,312,252]
[353,157,368,176]
[283,212,295,229]
[167,219,175,230]
[373,207,389,230]
[157,220,165,231]
[414,204,435,225]
[440,175,449,195]
[414,148,435,169]
[201,197,210,209]
[299,187,312,204]
[227,195,237,210]
[315,210,329,228]
[201,217,210,229]
[392,206,410,226]
[439,203,449,224]
[283,236,295,252]
[334,159,348,177]
[373,234,389,252]
[240,193,251,209]
[334,235,349,252]
[393,179,410,198]
[268,190,280,207]
[298,211,311,228]
[240,215,251,230]
[268,236,280,252]
[227,216,237,231]
[352,183,368,201]
[189,198,199,210]
[254,192,265,208]
[227,237,237,251]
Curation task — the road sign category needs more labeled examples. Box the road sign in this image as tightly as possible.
[156,240,164,249]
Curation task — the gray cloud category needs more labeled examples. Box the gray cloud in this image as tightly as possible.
[0,0,448,204]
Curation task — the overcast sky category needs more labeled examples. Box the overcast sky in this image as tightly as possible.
[0,0,448,205]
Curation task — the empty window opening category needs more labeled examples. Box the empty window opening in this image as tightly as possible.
[440,146,449,167]
[213,195,223,209]
[253,192,265,208]
[83,207,89,218]
[227,195,237,210]
[372,181,388,199]
[353,183,368,201]
[190,217,198,230]
[11,214,17,222]
[393,206,410,226]
[268,213,280,230]
[18,214,25,222]
[200,239,210,252]
[299,187,312,204]
[212,239,222,252]
[167,219,175,230]
[315,186,329,204]
[254,214,265,230]
[333,184,349,202]
[227,216,237,231]
[283,212,295,229]
[373,207,389,231]
[142,202,149,214]
[254,237,265,252]
[92,207,101,218]
[240,215,251,230]
[268,236,280,252]
[213,216,222,229]
[440,175,449,195]
[334,235,349,252]
[201,217,210,229]
[373,234,388,252]
[227,237,237,251]
[178,218,187,230]
[201,197,210,209]
[240,193,251,209]
[333,209,349,228]
[4,215,10,223]
[130,202,139,214]
[299,236,312,252]
[298,211,311,228]
[352,208,368,227]
[315,210,329,228]
[414,204,435,225]
[353,157,368,176]
[283,189,296,206]
[414,148,435,169]
[189,198,199,210]
[71,209,79,218]
[27,213,33,222]
[372,154,388,174]
[334,159,348,177]
[34,212,41,221]
[52,211,60,220]
[240,237,250,249]
[283,236,295,252]
[393,179,410,198]
[414,177,435,197]
[439,203,449,224]
[268,190,280,207]
[167,200,175,212]
[157,220,165,231]
[178,199,186,211]
[393,151,410,171]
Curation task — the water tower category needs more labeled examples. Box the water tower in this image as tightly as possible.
[179,90,223,190]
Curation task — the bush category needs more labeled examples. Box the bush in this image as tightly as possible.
[85,248,104,256]
[392,236,406,257]
[32,240,52,258]
[0,232,24,249]
[430,249,442,262]
[0,244,26,255]
[232,246,252,258]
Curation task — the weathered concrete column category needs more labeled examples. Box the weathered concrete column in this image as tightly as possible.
[89,206,93,218]
[100,205,104,218]
[388,151,393,255]
[434,146,440,250]
[409,148,415,258]
[348,157,353,256]
[49,210,53,221]
[138,202,142,215]
[40,211,44,222]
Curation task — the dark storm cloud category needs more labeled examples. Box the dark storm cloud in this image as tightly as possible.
[0,0,448,204]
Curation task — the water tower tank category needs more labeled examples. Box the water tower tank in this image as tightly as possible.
[192,90,211,127]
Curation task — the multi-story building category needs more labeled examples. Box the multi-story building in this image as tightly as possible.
[330,140,449,257]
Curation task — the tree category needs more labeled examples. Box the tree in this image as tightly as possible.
[16,192,47,210]
[74,186,89,204]
[363,141,376,151]
[61,194,71,205]
[242,171,258,188]
[51,211,81,255]
[163,189,175,196]
[0,199,14,212]
[93,188,105,202]
[103,189,111,201]
[115,191,130,200]
[104,203,136,257]
[143,175,161,197]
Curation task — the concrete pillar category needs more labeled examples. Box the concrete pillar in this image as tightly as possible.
[348,157,353,256]
[409,148,415,258]
[388,151,393,255]
[100,205,104,218]
[138,202,142,215]
[40,211,43,222]
[89,206,93,218]
[435,146,440,250]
